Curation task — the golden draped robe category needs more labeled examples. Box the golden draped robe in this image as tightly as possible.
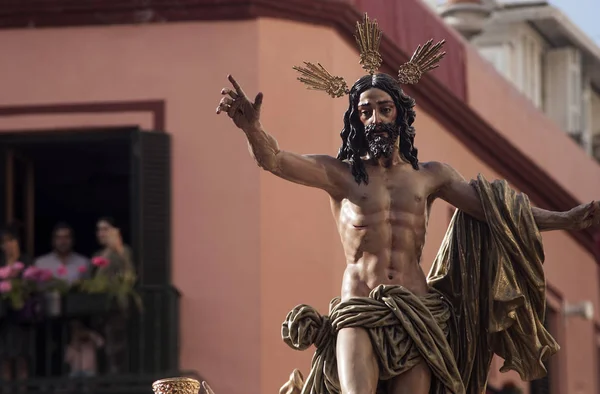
[281,175,560,394]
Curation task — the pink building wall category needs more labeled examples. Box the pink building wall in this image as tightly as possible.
[0,16,597,394]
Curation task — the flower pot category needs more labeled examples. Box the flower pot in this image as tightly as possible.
[14,295,44,323]
[63,293,117,317]
[44,291,62,317]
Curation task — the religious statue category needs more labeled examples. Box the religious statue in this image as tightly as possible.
[212,13,600,394]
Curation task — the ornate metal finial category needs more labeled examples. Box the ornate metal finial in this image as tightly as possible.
[292,62,350,98]
[355,13,383,75]
[397,39,446,84]
[292,14,447,97]
[152,377,201,394]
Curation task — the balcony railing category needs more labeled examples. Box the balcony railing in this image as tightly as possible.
[0,371,202,394]
[0,285,187,393]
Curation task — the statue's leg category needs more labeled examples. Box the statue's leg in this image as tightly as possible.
[336,327,379,394]
[386,359,431,394]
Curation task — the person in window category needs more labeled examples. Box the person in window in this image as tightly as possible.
[65,320,104,378]
[0,224,33,383]
[94,218,134,281]
[34,222,91,284]
[93,217,135,375]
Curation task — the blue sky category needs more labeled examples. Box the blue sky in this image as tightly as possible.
[549,0,600,45]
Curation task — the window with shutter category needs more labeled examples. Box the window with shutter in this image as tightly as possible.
[130,129,171,286]
[518,33,543,108]
[568,49,583,136]
[0,150,5,228]
[127,129,176,374]
[544,47,583,139]
[581,81,593,154]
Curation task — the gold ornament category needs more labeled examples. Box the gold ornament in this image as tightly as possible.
[292,13,446,97]
[398,39,446,84]
[355,13,383,75]
[292,62,350,98]
[152,377,201,394]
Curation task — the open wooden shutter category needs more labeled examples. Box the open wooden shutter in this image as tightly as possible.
[130,130,172,286]
[0,147,35,258]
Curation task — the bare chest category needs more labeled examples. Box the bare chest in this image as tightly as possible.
[336,168,431,227]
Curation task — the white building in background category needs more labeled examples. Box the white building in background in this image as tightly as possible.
[429,0,600,161]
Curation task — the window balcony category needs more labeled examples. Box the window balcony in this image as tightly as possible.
[0,285,191,394]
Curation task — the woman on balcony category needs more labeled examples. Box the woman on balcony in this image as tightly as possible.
[0,224,33,385]
[93,217,135,375]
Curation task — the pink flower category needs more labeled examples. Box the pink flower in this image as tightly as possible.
[77,265,88,274]
[0,266,11,279]
[23,266,54,283]
[38,269,54,282]
[56,265,67,276]
[0,280,12,293]
[10,261,24,275]
[23,266,40,281]
[92,257,109,268]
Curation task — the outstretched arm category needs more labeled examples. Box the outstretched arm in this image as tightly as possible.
[242,122,350,196]
[216,75,349,198]
[430,162,600,232]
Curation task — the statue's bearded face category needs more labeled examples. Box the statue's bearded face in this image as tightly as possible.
[357,88,399,159]
[364,122,400,159]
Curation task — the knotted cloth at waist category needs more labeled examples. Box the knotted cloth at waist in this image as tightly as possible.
[282,285,464,394]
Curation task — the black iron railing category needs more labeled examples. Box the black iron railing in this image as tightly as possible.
[0,371,202,394]
[0,285,184,393]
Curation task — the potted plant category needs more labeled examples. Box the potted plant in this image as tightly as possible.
[64,256,142,316]
[0,262,55,321]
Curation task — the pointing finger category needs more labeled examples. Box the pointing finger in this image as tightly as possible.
[228,75,246,97]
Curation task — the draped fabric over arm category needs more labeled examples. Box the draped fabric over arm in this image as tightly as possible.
[428,174,559,393]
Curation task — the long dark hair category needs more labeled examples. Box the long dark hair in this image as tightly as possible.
[337,73,418,185]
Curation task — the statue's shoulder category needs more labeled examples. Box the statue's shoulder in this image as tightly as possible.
[420,160,446,173]
[420,161,457,182]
